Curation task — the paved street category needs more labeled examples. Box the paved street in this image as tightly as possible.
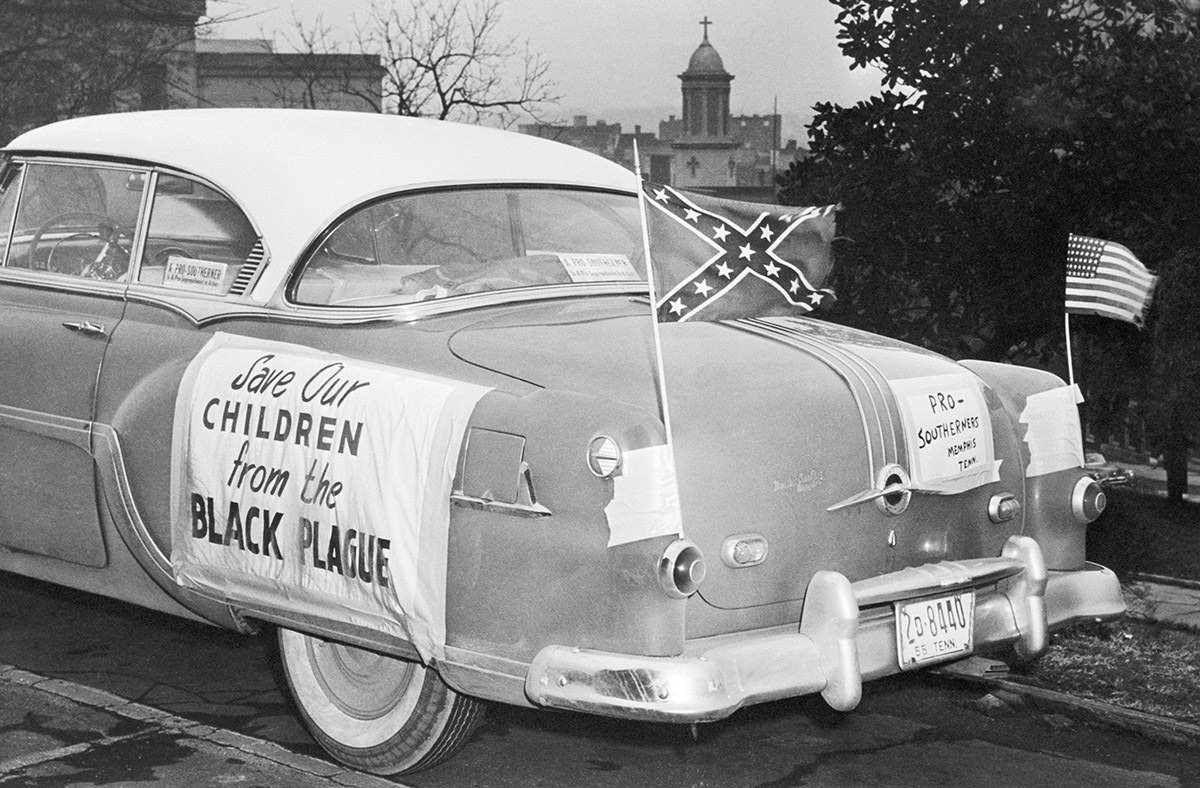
[2,571,1200,787]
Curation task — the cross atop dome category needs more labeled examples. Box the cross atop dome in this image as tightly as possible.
[700,15,712,41]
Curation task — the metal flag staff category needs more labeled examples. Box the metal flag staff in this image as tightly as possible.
[1065,311,1077,388]
[632,138,677,451]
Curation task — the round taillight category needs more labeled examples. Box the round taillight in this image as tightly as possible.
[659,539,706,599]
[1072,477,1107,523]
[586,435,621,477]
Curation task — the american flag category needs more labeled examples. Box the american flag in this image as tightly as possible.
[641,182,837,322]
[1065,234,1158,328]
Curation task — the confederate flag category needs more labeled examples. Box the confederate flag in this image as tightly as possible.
[640,181,837,322]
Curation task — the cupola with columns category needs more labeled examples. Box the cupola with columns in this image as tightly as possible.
[679,16,734,140]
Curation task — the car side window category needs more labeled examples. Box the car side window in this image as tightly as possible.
[0,163,22,267]
[6,162,144,280]
[137,174,258,296]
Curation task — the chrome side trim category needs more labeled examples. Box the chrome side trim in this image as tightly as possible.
[90,423,171,575]
[0,268,127,300]
[450,494,551,518]
[0,403,91,451]
[228,602,421,662]
[91,423,240,629]
[0,161,26,268]
[123,281,648,328]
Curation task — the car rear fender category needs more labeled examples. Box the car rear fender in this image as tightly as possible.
[445,387,686,671]
[959,361,1089,570]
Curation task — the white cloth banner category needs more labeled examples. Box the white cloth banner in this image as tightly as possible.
[170,333,490,662]
[1020,384,1085,477]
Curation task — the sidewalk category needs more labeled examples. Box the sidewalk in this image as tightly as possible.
[0,663,401,787]
[1126,574,1200,629]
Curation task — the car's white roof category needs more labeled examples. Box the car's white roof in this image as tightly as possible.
[6,109,638,301]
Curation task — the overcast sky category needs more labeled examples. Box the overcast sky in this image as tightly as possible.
[207,0,884,142]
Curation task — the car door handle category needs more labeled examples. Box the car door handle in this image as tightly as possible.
[62,321,107,337]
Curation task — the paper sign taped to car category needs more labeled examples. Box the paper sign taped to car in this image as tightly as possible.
[169,333,489,661]
[1020,384,1085,477]
[164,256,228,293]
[889,373,999,489]
[556,253,640,283]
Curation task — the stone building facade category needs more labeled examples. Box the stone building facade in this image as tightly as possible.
[520,19,804,200]
[195,39,383,112]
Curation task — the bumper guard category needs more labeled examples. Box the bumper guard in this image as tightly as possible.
[524,536,1124,723]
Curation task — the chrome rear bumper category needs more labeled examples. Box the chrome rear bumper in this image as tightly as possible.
[524,536,1124,723]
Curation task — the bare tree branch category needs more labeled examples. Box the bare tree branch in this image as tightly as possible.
[350,0,558,126]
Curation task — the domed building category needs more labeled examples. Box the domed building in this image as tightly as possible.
[679,24,734,139]
[520,17,800,200]
[664,19,773,192]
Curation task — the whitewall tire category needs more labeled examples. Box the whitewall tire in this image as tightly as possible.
[278,628,484,774]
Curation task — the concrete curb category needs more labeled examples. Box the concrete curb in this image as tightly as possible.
[989,678,1200,748]
[937,658,1200,748]
[1129,572,1200,592]
[0,662,407,787]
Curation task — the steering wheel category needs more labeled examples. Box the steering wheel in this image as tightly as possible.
[28,211,132,280]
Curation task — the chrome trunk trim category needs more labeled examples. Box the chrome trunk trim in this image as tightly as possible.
[730,316,904,488]
[851,555,1026,607]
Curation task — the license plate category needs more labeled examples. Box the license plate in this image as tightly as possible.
[895,591,975,669]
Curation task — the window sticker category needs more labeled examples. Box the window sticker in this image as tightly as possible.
[555,253,639,283]
[163,256,228,293]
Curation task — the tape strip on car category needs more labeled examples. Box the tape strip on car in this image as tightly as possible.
[604,444,684,547]
[1020,384,1085,477]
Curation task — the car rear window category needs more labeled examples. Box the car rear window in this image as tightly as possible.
[292,187,644,307]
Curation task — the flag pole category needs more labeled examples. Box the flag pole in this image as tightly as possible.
[632,140,676,451]
[1064,310,1076,389]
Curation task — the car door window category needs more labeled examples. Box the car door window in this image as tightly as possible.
[136,174,257,296]
[7,162,144,280]
[0,163,21,267]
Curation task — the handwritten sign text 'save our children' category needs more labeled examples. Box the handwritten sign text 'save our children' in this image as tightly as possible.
[171,334,491,658]
[186,352,391,586]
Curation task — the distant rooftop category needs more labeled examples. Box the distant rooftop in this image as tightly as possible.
[195,38,274,54]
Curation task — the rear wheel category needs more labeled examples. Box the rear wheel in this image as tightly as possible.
[277,628,484,774]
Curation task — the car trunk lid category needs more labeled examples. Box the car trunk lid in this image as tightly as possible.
[450,304,1022,611]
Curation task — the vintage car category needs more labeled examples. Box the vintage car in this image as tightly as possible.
[0,109,1124,775]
